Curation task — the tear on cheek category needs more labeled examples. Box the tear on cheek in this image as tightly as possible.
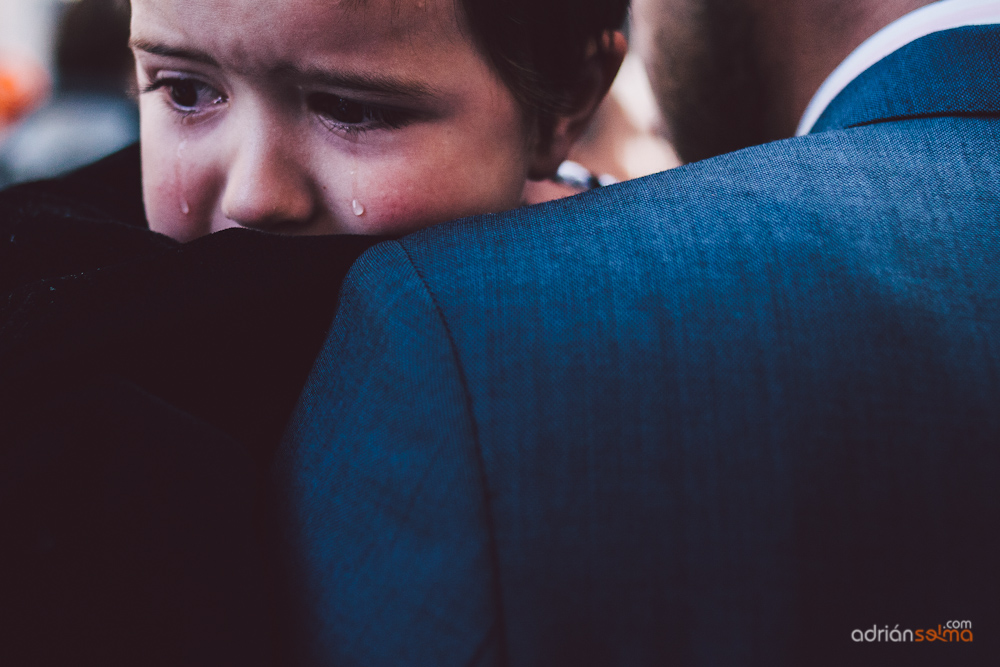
[145,178,200,242]
[176,140,190,216]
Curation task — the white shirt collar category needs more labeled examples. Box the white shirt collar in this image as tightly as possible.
[796,0,1000,136]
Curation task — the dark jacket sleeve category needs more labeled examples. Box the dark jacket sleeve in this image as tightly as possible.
[0,146,382,665]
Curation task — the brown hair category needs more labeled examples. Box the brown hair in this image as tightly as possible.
[459,0,630,119]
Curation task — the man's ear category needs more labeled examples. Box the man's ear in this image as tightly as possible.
[527,30,627,180]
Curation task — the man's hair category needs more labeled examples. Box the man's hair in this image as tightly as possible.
[460,0,630,120]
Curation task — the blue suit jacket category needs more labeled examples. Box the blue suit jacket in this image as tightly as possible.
[278,27,1000,666]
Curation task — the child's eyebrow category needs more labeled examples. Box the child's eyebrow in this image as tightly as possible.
[130,39,218,67]
[274,64,439,100]
[129,38,439,101]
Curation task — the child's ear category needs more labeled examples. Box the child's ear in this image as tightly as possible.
[527,30,627,180]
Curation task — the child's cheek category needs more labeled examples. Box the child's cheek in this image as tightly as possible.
[348,165,491,235]
[366,183,448,234]
[142,136,219,242]
[142,144,185,239]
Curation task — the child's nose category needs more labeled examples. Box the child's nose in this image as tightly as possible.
[220,132,315,231]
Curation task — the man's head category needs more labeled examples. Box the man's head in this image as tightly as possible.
[632,0,938,163]
[632,0,767,164]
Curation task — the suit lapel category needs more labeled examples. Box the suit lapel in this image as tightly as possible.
[812,25,1000,133]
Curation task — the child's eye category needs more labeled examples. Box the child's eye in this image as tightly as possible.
[307,93,411,132]
[143,76,227,114]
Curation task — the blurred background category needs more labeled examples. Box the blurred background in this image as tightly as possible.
[1,0,677,191]
[0,0,136,188]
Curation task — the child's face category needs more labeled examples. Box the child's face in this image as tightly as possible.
[131,0,537,240]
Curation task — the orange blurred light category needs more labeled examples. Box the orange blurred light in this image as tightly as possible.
[0,55,50,128]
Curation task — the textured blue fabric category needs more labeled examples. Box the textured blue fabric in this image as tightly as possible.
[279,26,1000,666]
[813,26,1000,132]
[275,243,502,666]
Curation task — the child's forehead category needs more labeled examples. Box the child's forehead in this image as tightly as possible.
[132,0,467,69]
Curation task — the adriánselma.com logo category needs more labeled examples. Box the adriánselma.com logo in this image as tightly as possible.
[852,621,973,644]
